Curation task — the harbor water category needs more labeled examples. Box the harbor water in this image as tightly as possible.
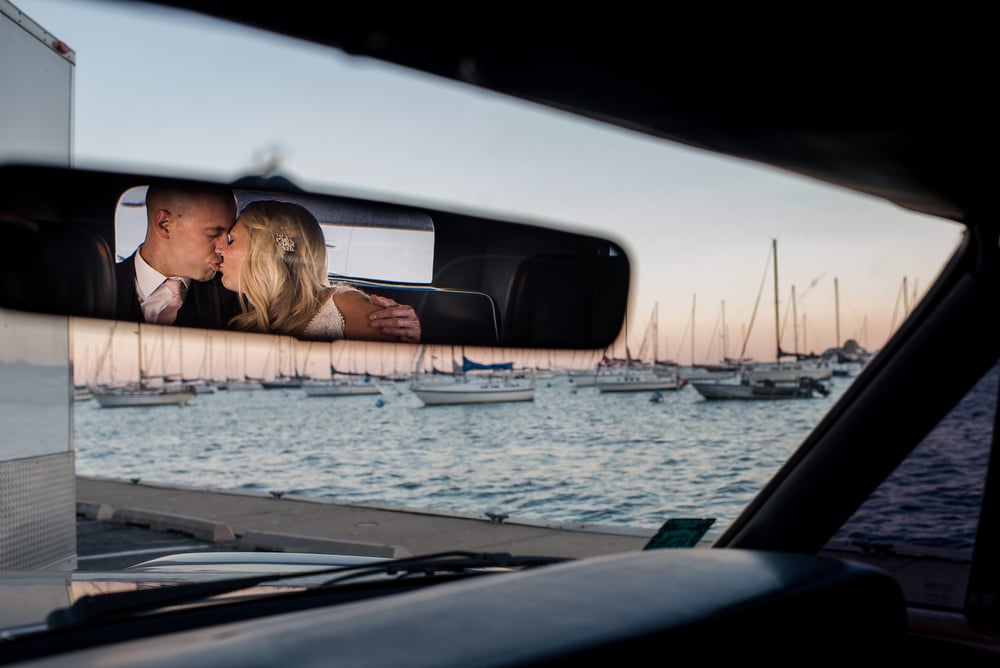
[73,367,993,549]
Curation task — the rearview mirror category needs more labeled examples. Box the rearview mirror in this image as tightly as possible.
[0,164,629,349]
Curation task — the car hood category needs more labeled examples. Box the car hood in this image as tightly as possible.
[0,551,388,631]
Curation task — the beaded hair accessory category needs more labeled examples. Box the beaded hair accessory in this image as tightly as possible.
[274,232,296,253]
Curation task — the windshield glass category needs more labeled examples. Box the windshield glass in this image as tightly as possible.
[4,0,965,631]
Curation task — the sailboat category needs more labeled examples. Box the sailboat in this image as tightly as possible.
[91,322,195,408]
[223,332,264,391]
[410,347,535,406]
[181,330,218,393]
[745,277,831,384]
[260,336,311,389]
[302,341,384,396]
[689,239,830,401]
[676,296,740,382]
[594,303,686,393]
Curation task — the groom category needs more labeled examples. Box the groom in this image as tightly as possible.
[114,180,421,342]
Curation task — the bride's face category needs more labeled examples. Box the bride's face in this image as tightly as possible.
[215,220,248,292]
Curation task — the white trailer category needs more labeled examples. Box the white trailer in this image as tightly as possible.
[0,0,77,570]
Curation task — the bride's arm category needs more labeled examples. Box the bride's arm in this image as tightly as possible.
[333,290,399,341]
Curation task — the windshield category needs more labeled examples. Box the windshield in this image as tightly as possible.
[2,0,967,640]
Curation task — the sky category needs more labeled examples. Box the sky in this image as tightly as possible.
[9,0,965,378]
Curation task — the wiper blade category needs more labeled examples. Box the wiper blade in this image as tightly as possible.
[46,551,571,630]
[318,550,572,586]
[46,569,335,630]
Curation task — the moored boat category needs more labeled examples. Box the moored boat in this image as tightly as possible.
[566,368,599,387]
[91,383,194,408]
[224,378,263,391]
[595,367,687,393]
[410,375,535,405]
[410,351,535,406]
[746,361,832,383]
[303,376,383,397]
[89,322,195,407]
[690,375,828,401]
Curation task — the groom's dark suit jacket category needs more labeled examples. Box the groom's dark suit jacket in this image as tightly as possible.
[114,253,240,329]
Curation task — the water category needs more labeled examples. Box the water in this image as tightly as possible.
[834,362,996,551]
[73,368,995,550]
[73,375,856,536]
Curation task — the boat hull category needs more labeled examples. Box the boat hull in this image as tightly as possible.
[224,380,263,391]
[690,379,825,400]
[748,364,833,382]
[411,380,535,406]
[303,381,383,397]
[596,375,685,393]
[92,387,194,408]
[567,373,597,387]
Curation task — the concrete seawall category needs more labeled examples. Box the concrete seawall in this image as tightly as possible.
[76,476,654,560]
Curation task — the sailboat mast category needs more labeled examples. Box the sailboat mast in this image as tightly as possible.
[772,238,781,361]
[834,277,841,348]
[137,323,145,387]
[721,300,728,361]
[690,293,696,365]
[791,284,798,356]
[652,302,659,363]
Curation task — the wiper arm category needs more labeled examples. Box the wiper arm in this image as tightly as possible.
[46,567,339,630]
[46,551,571,630]
[318,550,572,586]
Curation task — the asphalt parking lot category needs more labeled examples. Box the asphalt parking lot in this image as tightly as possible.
[75,518,240,571]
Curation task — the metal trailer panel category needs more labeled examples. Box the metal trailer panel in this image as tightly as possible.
[0,0,75,167]
[0,1,77,570]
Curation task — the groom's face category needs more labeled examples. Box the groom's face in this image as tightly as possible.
[167,194,234,282]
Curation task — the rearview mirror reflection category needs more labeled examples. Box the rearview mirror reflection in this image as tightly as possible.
[0,164,629,349]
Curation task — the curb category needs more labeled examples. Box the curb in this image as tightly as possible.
[76,500,113,521]
[78,500,408,557]
[238,531,409,559]
[109,508,236,543]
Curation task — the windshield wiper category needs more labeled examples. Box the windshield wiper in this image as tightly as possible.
[46,551,571,630]
[316,550,571,586]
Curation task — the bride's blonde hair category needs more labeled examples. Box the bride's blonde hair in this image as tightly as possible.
[229,200,329,334]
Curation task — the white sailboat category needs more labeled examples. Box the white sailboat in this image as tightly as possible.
[595,303,687,393]
[410,348,535,406]
[91,323,194,408]
[595,367,686,393]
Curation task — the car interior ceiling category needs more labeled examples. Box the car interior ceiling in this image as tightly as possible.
[137,6,986,225]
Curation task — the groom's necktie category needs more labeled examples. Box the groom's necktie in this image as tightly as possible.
[153,277,184,325]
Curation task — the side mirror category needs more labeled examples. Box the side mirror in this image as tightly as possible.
[0,164,629,349]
